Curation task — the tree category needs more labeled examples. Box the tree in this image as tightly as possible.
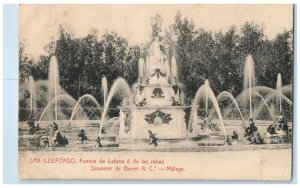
[271,30,293,86]
[19,41,34,83]
[188,29,216,94]
[239,22,264,55]
[122,46,140,84]
[172,12,197,96]
[54,27,83,99]
[214,26,242,95]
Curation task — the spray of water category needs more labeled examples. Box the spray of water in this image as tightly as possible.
[276,73,282,113]
[28,76,36,114]
[101,76,108,106]
[138,58,145,82]
[252,87,292,119]
[205,80,209,115]
[38,94,77,122]
[188,80,227,138]
[253,86,292,105]
[217,91,244,120]
[48,56,60,122]
[251,91,274,120]
[171,56,177,78]
[70,94,102,121]
[98,78,133,137]
[243,55,255,118]
[282,84,292,95]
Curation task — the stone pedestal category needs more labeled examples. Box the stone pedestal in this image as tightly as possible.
[119,106,187,140]
[119,38,187,142]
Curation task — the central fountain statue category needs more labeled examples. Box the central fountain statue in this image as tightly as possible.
[118,38,187,141]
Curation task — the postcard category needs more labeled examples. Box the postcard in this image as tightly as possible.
[18,4,293,180]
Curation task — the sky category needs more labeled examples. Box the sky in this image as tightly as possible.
[19,4,294,60]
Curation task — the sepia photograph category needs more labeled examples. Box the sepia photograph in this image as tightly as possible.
[17,4,293,180]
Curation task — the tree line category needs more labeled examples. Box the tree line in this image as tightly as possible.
[19,12,293,110]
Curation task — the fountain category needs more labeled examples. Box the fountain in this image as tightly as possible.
[205,79,209,116]
[217,91,244,120]
[99,77,133,136]
[33,56,91,123]
[188,80,227,138]
[138,58,146,83]
[101,76,108,106]
[48,56,60,122]
[28,76,36,114]
[243,54,255,119]
[115,38,188,141]
[38,94,77,122]
[18,34,293,150]
[277,73,282,113]
[70,94,102,121]
[282,84,292,95]
[251,86,292,120]
[171,56,177,82]
[252,90,274,120]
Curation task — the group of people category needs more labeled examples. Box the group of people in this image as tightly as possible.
[27,114,106,148]
[229,113,290,145]
[226,118,264,145]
